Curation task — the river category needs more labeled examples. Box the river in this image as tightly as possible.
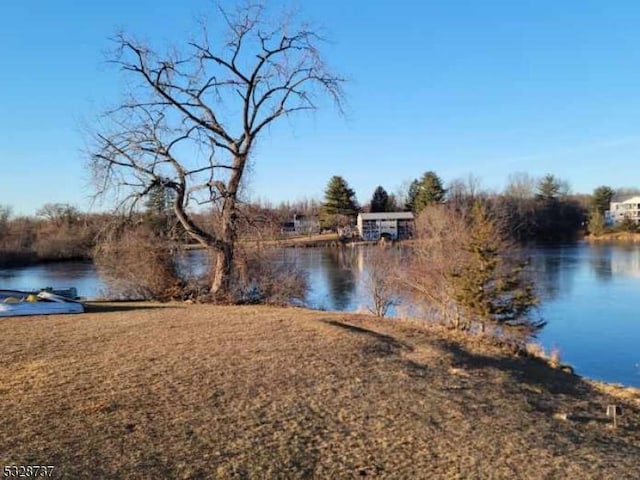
[1,242,639,387]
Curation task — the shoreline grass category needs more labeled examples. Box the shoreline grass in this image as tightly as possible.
[1,303,638,478]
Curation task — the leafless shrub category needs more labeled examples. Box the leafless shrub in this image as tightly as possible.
[225,246,308,305]
[93,223,185,300]
[396,205,471,328]
[363,246,400,317]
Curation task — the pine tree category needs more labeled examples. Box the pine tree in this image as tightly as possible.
[370,186,391,213]
[144,184,176,235]
[321,176,359,228]
[453,203,543,338]
[536,174,566,200]
[408,171,446,213]
[145,184,173,216]
[591,186,615,215]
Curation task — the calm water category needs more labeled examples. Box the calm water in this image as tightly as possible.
[1,243,639,387]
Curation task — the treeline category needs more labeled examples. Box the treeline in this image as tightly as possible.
[0,204,107,268]
[304,172,593,243]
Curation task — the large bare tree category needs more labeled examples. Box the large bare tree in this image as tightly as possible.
[90,2,344,299]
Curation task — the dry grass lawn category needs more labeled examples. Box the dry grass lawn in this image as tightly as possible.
[1,304,639,479]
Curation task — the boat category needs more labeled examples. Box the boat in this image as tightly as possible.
[0,289,84,317]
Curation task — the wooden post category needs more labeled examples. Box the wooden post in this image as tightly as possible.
[606,405,621,428]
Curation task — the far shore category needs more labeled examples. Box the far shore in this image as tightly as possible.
[585,232,640,243]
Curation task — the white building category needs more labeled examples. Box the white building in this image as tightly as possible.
[606,196,640,225]
[357,212,414,241]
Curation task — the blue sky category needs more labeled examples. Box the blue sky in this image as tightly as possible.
[2,0,640,214]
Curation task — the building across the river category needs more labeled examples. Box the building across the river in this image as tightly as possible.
[356,212,414,241]
[606,195,640,225]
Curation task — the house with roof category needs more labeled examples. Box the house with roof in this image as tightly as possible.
[356,212,414,241]
[606,195,640,225]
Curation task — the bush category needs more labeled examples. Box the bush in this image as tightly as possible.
[363,246,400,317]
[226,246,308,305]
[93,223,185,300]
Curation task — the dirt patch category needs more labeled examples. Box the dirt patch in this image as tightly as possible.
[1,304,638,478]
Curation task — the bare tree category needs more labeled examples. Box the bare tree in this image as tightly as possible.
[90,2,344,300]
[363,246,400,318]
[504,172,537,199]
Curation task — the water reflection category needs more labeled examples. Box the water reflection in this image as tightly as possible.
[588,244,614,282]
[319,247,358,310]
[610,244,640,278]
[0,261,104,298]
[528,247,578,301]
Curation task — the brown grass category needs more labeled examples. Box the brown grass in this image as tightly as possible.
[1,305,639,479]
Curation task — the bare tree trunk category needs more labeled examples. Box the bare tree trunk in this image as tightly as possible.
[211,243,233,299]
[210,153,243,299]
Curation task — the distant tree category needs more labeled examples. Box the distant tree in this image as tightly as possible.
[387,193,401,211]
[447,174,483,208]
[405,179,420,211]
[144,184,174,217]
[587,209,606,236]
[370,186,392,213]
[321,176,359,228]
[504,172,536,199]
[536,174,570,200]
[531,174,584,242]
[407,171,446,213]
[36,203,80,226]
[144,184,179,237]
[591,186,615,215]
[0,205,11,239]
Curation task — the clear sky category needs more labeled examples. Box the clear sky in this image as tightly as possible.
[2,0,640,214]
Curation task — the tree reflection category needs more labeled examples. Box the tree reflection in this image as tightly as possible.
[589,244,613,282]
[322,247,357,310]
[529,247,578,301]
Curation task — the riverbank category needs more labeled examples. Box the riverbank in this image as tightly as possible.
[585,232,640,243]
[1,304,638,478]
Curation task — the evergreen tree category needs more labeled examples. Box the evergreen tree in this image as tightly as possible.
[144,184,176,235]
[370,186,391,212]
[591,186,615,214]
[407,171,446,213]
[536,174,567,200]
[405,179,420,211]
[321,176,359,228]
[454,203,543,337]
[145,184,174,216]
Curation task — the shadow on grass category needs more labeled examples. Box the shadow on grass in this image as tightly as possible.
[84,302,183,314]
[438,339,587,397]
[321,319,414,355]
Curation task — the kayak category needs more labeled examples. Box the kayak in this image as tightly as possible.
[0,289,84,317]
